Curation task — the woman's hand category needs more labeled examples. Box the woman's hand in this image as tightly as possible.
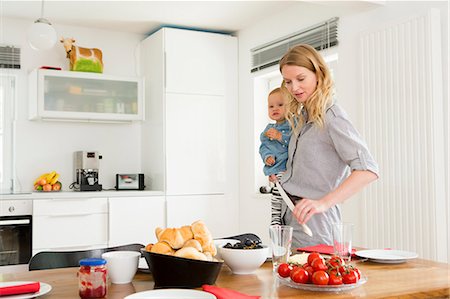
[293,198,330,224]
[265,128,282,141]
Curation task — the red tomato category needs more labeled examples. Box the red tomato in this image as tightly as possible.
[302,264,314,281]
[328,255,344,268]
[277,263,292,278]
[312,270,329,285]
[311,257,328,271]
[307,252,321,265]
[328,270,343,285]
[354,267,362,280]
[342,269,359,284]
[290,267,309,284]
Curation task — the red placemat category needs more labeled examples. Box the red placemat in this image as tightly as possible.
[297,244,357,256]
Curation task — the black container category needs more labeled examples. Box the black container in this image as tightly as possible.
[142,250,223,288]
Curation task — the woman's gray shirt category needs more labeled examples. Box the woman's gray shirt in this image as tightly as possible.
[280,104,379,248]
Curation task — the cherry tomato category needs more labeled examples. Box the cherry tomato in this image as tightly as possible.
[290,267,309,284]
[311,257,328,271]
[328,270,343,285]
[277,263,292,278]
[307,252,321,265]
[328,255,344,268]
[342,269,359,284]
[354,267,362,280]
[312,270,329,285]
[302,264,314,281]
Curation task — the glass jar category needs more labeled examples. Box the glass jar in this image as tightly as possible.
[78,258,107,299]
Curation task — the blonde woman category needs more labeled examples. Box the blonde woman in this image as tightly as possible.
[279,44,379,248]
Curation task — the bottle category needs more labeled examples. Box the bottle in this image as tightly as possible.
[78,258,107,299]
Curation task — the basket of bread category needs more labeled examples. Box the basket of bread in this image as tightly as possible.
[143,220,223,288]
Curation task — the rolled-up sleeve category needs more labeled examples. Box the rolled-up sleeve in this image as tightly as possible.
[328,116,379,177]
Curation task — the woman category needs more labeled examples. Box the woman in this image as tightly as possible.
[279,44,379,248]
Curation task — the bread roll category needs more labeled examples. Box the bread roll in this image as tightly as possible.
[182,239,203,252]
[145,243,153,252]
[174,247,207,261]
[150,241,175,255]
[156,228,186,249]
[191,220,216,256]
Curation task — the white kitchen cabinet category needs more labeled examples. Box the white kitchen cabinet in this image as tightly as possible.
[108,196,165,247]
[28,69,144,122]
[32,197,108,254]
[140,27,237,195]
[166,195,238,239]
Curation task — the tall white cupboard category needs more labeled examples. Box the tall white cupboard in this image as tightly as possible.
[140,28,239,238]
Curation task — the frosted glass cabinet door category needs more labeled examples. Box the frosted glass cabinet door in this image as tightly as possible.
[164,29,227,96]
[165,93,226,195]
[29,69,144,121]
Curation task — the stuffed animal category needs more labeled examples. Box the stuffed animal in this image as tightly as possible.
[60,37,103,73]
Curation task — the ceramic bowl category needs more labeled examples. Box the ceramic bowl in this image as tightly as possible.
[141,250,223,288]
[218,245,269,274]
[101,251,141,284]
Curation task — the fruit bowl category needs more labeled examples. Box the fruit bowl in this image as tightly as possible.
[141,250,223,288]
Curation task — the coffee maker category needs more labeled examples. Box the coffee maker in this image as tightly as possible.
[74,151,102,191]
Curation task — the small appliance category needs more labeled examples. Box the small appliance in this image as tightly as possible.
[115,174,145,190]
[74,151,102,191]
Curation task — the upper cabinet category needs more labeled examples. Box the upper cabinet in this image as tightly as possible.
[28,69,144,122]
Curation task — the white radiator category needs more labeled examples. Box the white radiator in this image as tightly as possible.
[359,9,447,261]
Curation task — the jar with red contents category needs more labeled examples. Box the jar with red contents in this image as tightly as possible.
[78,258,107,299]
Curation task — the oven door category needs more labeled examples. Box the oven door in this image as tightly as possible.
[0,215,32,266]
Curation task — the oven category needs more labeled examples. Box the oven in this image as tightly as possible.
[0,199,32,273]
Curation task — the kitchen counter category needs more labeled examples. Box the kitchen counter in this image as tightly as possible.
[0,190,164,200]
[2,258,449,298]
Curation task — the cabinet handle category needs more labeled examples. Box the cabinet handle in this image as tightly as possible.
[0,219,30,225]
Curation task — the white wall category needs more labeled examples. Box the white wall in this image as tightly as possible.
[1,17,145,191]
[237,1,449,252]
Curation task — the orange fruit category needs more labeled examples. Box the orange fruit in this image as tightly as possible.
[39,179,47,186]
[43,184,52,192]
[52,183,61,191]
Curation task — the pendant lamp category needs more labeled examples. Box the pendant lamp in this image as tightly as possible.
[27,0,57,50]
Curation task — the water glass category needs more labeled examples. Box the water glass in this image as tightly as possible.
[332,222,354,262]
[269,225,293,272]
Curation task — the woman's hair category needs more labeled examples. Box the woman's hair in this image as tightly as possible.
[279,44,334,135]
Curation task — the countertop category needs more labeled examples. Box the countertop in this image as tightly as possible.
[0,190,164,200]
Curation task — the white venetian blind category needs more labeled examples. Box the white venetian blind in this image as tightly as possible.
[250,17,338,73]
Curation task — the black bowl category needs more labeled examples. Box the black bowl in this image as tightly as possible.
[141,250,223,288]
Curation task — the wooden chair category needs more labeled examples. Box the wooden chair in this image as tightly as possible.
[29,243,144,271]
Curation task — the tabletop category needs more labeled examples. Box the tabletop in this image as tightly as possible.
[1,258,449,298]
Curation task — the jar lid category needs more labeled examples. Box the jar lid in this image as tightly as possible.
[79,258,107,266]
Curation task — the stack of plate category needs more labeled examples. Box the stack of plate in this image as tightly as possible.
[355,249,418,264]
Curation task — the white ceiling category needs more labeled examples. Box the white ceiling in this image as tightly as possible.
[0,1,380,35]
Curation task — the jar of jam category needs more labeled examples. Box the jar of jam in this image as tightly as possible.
[78,258,107,299]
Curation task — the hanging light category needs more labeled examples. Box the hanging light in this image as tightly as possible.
[27,0,57,50]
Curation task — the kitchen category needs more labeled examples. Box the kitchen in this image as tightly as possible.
[0,0,449,297]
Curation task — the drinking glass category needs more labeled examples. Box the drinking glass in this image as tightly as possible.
[269,225,293,272]
[332,222,354,262]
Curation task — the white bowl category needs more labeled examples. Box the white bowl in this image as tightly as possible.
[101,251,141,284]
[213,239,239,260]
[218,245,269,274]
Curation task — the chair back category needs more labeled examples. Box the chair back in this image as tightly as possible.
[29,243,144,271]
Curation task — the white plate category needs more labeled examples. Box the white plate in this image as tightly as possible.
[124,289,216,299]
[0,281,52,299]
[355,249,418,263]
[277,274,367,292]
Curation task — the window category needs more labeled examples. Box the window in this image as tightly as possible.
[0,74,16,193]
[253,50,338,193]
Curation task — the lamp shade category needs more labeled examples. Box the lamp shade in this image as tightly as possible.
[27,18,57,50]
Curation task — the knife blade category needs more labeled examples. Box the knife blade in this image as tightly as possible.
[275,180,313,237]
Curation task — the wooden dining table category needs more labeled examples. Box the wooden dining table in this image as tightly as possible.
[1,258,449,298]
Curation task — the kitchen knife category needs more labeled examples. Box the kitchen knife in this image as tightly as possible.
[275,180,313,237]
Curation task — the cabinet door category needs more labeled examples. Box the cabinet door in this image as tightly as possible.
[108,196,165,247]
[164,29,227,95]
[166,195,238,238]
[165,93,225,195]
